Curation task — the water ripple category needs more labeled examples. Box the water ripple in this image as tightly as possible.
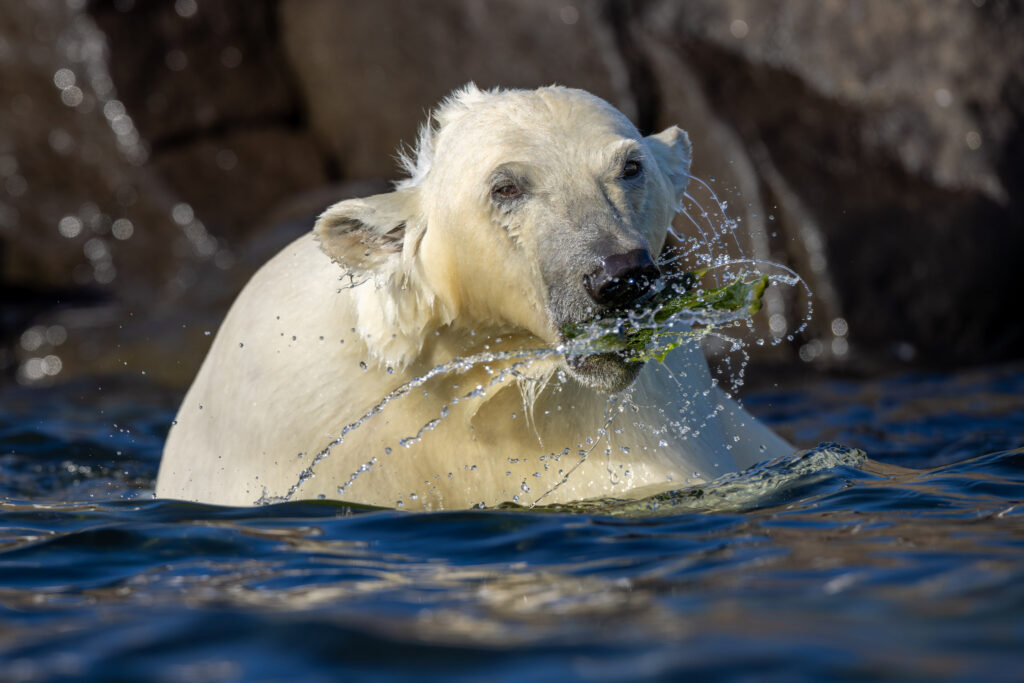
[0,371,1022,680]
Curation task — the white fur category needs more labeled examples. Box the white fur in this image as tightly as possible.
[156,85,792,509]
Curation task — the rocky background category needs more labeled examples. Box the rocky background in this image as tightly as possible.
[1,0,1021,389]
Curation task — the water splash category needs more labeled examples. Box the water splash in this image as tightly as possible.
[267,176,814,506]
[599,443,867,516]
[256,348,562,505]
[532,392,627,506]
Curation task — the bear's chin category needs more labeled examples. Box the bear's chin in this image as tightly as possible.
[565,352,644,394]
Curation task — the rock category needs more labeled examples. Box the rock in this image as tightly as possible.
[0,3,182,295]
[89,0,332,242]
[3,0,1022,389]
[150,127,328,243]
[0,2,316,385]
[632,0,1024,366]
[89,0,298,146]
[0,0,195,384]
[279,0,639,179]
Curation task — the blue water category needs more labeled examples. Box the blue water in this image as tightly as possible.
[1,365,1023,681]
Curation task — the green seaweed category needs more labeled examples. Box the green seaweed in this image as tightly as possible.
[561,270,770,363]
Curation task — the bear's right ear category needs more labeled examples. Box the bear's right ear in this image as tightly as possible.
[314,189,422,274]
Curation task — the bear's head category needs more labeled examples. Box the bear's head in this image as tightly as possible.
[315,85,692,393]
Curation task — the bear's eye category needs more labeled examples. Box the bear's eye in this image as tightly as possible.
[621,159,643,179]
[492,183,522,200]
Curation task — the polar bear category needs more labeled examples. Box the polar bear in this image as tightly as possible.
[156,84,792,509]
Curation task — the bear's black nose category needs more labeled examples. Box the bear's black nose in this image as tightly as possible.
[584,249,661,309]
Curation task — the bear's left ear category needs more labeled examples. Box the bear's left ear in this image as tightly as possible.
[645,125,693,200]
[314,188,423,274]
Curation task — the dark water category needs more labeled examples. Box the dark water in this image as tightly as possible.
[1,366,1023,682]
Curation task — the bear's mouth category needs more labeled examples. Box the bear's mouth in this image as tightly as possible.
[553,295,655,394]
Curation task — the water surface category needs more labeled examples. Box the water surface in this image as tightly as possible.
[1,365,1022,681]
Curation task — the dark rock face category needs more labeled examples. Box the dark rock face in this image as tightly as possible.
[278,0,639,179]
[0,3,190,383]
[633,0,1024,366]
[89,0,331,244]
[90,0,297,145]
[0,1,331,385]
[1,0,1020,386]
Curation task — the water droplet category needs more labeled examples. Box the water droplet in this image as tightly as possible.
[58,215,82,238]
[60,86,84,107]
[53,68,75,89]
[111,218,133,240]
[172,203,194,225]
[174,0,198,18]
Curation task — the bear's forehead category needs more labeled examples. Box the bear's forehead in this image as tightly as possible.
[433,93,640,169]
[452,91,634,137]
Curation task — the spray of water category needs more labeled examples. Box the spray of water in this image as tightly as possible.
[262,176,814,507]
[531,443,869,516]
